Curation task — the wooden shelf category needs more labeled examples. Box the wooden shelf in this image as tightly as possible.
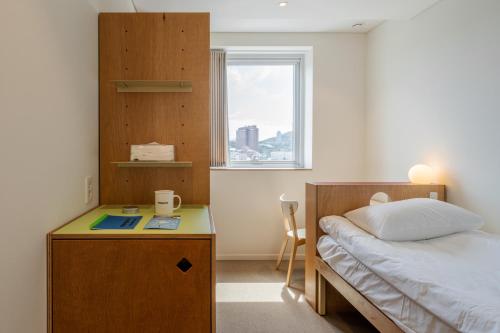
[112,161,193,168]
[112,80,192,93]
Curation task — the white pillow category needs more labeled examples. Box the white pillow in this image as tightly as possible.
[344,198,484,241]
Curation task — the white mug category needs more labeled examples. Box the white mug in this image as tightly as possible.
[154,190,182,216]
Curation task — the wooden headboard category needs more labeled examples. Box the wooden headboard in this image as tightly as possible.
[304,182,446,309]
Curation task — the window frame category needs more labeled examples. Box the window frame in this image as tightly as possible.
[225,51,306,169]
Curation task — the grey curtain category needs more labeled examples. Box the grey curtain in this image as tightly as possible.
[210,49,228,167]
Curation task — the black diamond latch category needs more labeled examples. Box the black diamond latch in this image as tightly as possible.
[176,258,192,272]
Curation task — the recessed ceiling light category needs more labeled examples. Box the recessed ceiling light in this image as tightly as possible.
[279,2,288,7]
[352,23,364,29]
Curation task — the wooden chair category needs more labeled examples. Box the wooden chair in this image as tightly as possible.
[276,193,306,287]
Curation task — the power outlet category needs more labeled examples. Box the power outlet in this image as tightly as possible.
[85,176,93,204]
[429,192,438,200]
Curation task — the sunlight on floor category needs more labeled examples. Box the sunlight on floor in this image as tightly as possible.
[216,282,305,303]
[216,261,376,333]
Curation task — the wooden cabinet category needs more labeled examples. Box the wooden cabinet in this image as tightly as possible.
[47,205,215,333]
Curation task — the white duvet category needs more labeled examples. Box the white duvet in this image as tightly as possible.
[319,216,500,333]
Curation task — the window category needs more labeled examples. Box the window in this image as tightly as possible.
[226,51,306,168]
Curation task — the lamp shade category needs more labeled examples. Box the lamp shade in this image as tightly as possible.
[408,164,434,184]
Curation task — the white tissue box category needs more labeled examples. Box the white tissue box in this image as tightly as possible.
[130,143,175,161]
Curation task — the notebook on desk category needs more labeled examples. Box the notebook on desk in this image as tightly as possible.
[90,214,142,230]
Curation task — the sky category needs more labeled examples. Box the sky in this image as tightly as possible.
[227,64,294,141]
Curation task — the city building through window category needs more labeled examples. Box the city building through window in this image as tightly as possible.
[226,51,306,168]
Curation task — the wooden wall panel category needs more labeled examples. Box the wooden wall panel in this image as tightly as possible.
[99,13,210,204]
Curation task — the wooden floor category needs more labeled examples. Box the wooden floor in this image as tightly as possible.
[216,260,377,333]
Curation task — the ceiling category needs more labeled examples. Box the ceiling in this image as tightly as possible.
[88,0,441,33]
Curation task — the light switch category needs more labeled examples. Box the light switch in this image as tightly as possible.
[429,192,438,200]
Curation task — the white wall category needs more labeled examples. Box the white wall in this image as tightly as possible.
[211,33,366,259]
[365,0,500,232]
[0,1,98,331]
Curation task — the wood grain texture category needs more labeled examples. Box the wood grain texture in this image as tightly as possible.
[208,208,216,333]
[46,234,52,333]
[112,161,193,168]
[47,206,99,332]
[211,234,217,333]
[305,183,318,309]
[99,13,210,204]
[305,183,445,315]
[52,239,211,333]
[113,80,193,93]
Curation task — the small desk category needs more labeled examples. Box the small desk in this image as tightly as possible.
[47,205,216,333]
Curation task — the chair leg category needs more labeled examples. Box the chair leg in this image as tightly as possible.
[286,241,298,287]
[276,236,288,269]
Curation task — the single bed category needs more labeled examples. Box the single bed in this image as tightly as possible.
[304,182,500,333]
[317,215,500,332]
[316,234,454,333]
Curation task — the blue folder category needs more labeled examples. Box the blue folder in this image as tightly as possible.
[90,214,142,230]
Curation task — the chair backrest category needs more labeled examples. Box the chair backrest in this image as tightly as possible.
[280,193,299,238]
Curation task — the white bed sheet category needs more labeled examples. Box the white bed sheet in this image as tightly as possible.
[317,235,455,333]
[319,216,500,333]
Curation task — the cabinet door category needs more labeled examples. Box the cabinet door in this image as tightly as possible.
[51,239,211,333]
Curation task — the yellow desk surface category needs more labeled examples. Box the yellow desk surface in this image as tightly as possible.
[53,205,213,235]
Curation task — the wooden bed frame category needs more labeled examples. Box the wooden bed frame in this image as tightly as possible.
[305,182,446,332]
